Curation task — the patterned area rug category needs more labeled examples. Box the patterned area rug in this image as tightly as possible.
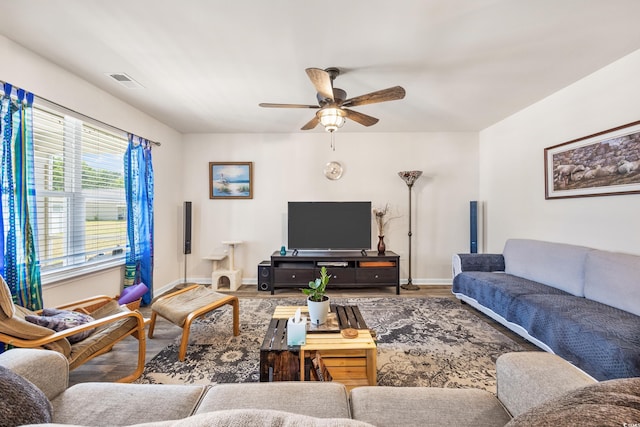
[136,297,538,393]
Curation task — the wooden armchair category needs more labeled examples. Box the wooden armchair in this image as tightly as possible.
[0,277,146,383]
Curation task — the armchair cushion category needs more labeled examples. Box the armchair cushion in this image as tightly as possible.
[0,276,69,352]
[1,305,72,356]
[0,276,15,317]
[0,365,53,426]
[25,308,96,343]
[67,300,139,370]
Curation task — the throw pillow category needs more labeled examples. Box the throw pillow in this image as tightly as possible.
[0,365,52,426]
[506,377,640,427]
[25,308,96,343]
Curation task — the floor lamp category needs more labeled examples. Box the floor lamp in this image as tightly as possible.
[398,170,422,291]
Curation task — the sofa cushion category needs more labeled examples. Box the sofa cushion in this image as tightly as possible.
[350,386,511,427]
[584,249,640,317]
[25,308,96,343]
[0,365,53,426]
[107,409,375,427]
[497,352,596,417]
[197,382,351,419]
[503,239,591,296]
[0,349,69,401]
[506,377,640,426]
[511,294,640,380]
[452,271,569,321]
[51,382,208,426]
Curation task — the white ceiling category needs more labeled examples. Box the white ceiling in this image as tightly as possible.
[2,0,640,134]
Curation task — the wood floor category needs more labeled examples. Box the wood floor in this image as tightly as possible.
[68,284,529,385]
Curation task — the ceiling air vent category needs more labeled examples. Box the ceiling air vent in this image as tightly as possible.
[105,72,144,89]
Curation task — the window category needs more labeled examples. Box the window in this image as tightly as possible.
[33,105,128,281]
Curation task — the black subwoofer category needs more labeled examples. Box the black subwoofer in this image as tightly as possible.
[258,260,271,292]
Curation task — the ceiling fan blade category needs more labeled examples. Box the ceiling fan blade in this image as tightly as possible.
[305,68,334,102]
[301,116,320,130]
[342,86,406,107]
[343,109,379,127]
[259,103,319,109]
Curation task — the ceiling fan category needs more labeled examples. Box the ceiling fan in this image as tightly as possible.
[259,67,406,132]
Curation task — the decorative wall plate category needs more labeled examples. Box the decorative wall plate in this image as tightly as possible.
[324,161,343,180]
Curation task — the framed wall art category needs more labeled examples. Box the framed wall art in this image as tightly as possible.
[544,120,640,199]
[209,162,253,199]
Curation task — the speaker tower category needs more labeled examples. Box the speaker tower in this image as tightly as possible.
[469,201,483,253]
[257,261,272,292]
[183,201,192,255]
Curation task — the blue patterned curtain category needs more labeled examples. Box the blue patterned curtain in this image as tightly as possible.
[124,134,154,305]
[0,83,42,311]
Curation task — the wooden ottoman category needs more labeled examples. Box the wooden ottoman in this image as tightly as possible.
[148,284,240,360]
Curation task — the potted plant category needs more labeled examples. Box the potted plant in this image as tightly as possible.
[303,266,331,325]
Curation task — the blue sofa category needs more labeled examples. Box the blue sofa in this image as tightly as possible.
[452,239,640,381]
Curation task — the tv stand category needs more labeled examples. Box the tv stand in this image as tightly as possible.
[270,250,400,295]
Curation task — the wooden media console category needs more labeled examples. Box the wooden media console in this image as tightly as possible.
[269,250,400,295]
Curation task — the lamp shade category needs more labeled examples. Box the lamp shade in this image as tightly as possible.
[318,108,346,132]
[398,170,423,187]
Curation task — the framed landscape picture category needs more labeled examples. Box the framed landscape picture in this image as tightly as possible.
[544,120,640,199]
[209,162,253,199]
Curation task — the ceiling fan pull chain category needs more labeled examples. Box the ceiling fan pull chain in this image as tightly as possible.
[330,131,336,151]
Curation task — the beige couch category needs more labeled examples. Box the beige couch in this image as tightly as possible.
[1,348,639,426]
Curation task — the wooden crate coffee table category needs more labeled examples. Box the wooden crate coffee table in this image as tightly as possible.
[259,305,377,390]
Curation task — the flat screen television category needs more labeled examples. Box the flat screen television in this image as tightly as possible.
[287,201,371,251]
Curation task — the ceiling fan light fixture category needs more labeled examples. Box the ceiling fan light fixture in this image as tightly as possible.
[318,107,346,132]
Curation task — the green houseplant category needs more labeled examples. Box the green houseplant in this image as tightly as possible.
[303,266,331,325]
[303,266,330,302]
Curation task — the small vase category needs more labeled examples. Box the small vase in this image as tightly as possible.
[377,235,386,255]
[307,296,330,325]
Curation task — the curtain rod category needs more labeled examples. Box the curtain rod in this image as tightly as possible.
[0,79,161,147]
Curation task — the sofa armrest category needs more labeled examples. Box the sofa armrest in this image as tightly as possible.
[0,348,69,400]
[452,253,505,277]
[496,352,596,417]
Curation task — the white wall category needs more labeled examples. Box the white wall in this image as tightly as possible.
[181,132,479,285]
[479,48,640,255]
[0,35,185,306]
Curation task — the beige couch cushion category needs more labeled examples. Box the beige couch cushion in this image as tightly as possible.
[350,386,511,427]
[197,382,351,419]
[61,409,375,427]
[0,348,69,400]
[51,383,208,426]
[497,352,596,417]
